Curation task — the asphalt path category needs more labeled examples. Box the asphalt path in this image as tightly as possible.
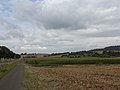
[0,62,24,90]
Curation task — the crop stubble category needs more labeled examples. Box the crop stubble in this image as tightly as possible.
[24,65,120,90]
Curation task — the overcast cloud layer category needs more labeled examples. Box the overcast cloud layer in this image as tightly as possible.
[0,0,120,53]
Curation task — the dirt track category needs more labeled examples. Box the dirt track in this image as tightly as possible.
[0,62,24,90]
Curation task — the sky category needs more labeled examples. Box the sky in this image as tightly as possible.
[0,0,120,54]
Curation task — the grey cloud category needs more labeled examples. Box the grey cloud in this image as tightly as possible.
[12,0,120,31]
[0,17,17,30]
[0,35,6,40]
[1,0,120,53]
[0,16,24,40]
[85,29,120,37]
[11,0,95,30]
[7,30,24,39]
[58,39,74,42]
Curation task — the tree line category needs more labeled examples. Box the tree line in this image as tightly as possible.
[0,46,20,59]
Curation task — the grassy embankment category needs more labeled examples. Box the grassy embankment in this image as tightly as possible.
[0,63,16,79]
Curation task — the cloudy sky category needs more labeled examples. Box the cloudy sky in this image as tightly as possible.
[0,0,120,53]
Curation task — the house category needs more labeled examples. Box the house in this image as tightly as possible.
[21,54,49,59]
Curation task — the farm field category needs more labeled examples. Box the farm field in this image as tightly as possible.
[25,57,120,66]
[24,57,120,90]
[24,64,120,90]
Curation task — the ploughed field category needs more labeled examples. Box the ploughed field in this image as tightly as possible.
[24,57,120,90]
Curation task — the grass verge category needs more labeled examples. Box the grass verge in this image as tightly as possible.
[0,64,16,79]
[24,65,34,90]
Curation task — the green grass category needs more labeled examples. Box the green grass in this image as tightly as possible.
[25,57,120,66]
[0,64,15,79]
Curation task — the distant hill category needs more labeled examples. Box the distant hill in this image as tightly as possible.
[91,45,120,51]
[104,45,120,51]
[0,46,20,59]
[51,45,120,58]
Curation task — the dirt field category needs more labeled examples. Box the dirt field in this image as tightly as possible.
[24,65,120,90]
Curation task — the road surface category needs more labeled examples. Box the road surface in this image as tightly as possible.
[0,62,24,90]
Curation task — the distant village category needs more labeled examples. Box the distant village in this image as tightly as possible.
[20,53,49,59]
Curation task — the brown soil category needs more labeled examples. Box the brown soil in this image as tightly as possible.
[25,65,120,90]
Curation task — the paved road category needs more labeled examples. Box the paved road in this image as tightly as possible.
[0,62,24,90]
